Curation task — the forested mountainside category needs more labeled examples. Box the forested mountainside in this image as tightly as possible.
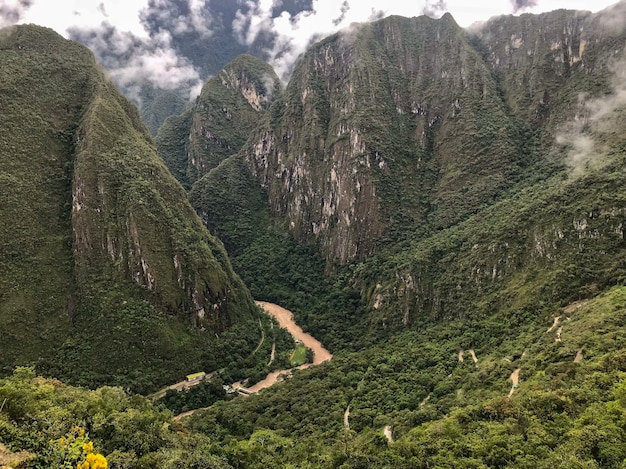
[0,24,262,393]
[156,54,282,189]
[3,3,626,468]
[171,5,626,347]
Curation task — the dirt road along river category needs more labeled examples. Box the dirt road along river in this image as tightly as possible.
[174,301,332,419]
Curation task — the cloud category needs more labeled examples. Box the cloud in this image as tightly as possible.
[3,0,622,107]
[0,0,33,28]
[232,0,427,81]
[422,0,447,18]
[592,0,626,35]
[140,0,214,39]
[232,0,276,47]
[557,58,626,175]
[69,23,203,102]
[510,0,539,14]
[332,1,350,26]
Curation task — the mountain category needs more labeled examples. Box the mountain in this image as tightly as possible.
[164,4,626,347]
[0,24,261,393]
[3,4,626,468]
[156,54,282,189]
[68,0,314,135]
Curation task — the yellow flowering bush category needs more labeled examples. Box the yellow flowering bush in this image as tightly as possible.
[50,426,107,469]
[77,452,108,469]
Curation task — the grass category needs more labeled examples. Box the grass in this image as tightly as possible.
[290,344,308,367]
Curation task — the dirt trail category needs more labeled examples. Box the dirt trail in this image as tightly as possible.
[547,316,560,333]
[508,368,520,397]
[383,426,393,443]
[0,443,33,467]
[148,372,213,400]
[344,406,350,428]
[251,318,265,355]
[458,350,464,362]
[469,349,478,363]
[268,340,276,366]
[564,300,589,314]
[420,394,431,408]
[555,326,563,342]
[174,409,195,420]
[574,349,584,363]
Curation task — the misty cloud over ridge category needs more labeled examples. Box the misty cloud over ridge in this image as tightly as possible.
[3,0,623,111]
[0,0,32,28]
[68,23,203,102]
[558,58,626,175]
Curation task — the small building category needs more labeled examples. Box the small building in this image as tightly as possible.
[186,372,206,382]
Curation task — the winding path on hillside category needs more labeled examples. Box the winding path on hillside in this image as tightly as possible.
[174,301,332,420]
[384,426,393,443]
[251,318,265,355]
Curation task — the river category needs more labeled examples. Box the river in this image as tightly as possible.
[174,301,332,419]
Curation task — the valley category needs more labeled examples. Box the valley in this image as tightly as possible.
[172,300,332,419]
[1,2,626,467]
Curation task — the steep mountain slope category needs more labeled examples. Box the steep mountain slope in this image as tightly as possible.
[0,25,260,392]
[245,14,526,266]
[162,5,626,350]
[3,6,626,469]
[472,2,626,147]
[357,6,626,329]
[186,285,626,468]
[156,54,282,189]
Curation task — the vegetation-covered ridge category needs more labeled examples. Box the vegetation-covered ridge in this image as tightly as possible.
[3,285,626,468]
[184,285,626,468]
[0,24,261,393]
[156,54,282,189]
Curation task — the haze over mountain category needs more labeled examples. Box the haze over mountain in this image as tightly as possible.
[2,0,621,133]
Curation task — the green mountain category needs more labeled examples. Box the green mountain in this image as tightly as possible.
[3,3,626,468]
[156,54,282,189]
[0,25,261,393]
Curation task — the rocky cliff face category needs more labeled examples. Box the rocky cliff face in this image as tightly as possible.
[240,6,626,270]
[161,4,626,336]
[359,6,626,328]
[156,54,281,188]
[472,3,626,144]
[245,14,523,266]
[0,25,258,390]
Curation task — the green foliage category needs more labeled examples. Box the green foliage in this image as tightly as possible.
[289,344,308,367]
[0,368,233,468]
[139,86,189,136]
[183,286,626,468]
[0,25,260,393]
[156,54,281,187]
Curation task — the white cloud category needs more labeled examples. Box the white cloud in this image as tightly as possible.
[0,0,32,28]
[18,0,150,38]
[558,59,626,174]
[228,0,620,80]
[3,0,621,97]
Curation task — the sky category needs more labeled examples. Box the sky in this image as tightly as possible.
[0,0,621,99]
